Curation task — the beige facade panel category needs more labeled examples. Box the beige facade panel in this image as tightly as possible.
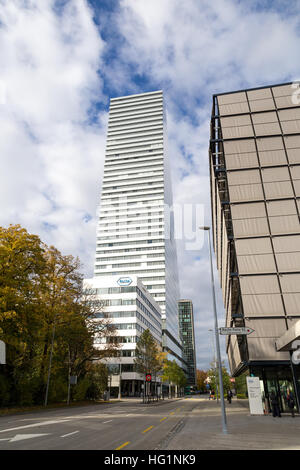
[249,99,275,113]
[228,338,242,373]
[269,215,300,235]
[245,318,287,338]
[228,183,264,202]
[221,115,253,139]
[276,252,300,273]
[254,122,281,136]
[290,165,300,180]
[225,152,258,170]
[272,84,294,97]
[231,201,266,220]
[284,135,300,149]
[280,273,300,293]
[227,169,261,186]
[218,102,250,116]
[247,88,272,100]
[247,338,289,360]
[224,139,256,154]
[232,217,269,238]
[237,253,276,274]
[235,237,272,256]
[252,112,278,124]
[261,166,290,183]
[256,136,284,151]
[259,149,287,166]
[282,294,300,315]
[217,92,247,105]
[279,108,300,121]
[266,199,296,216]
[222,126,254,139]
[273,234,300,253]
[292,180,300,197]
[275,95,299,108]
[239,274,279,295]
[247,337,286,360]
[263,180,294,199]
[242,293,284,317]
[280,120,300,134]
[287,149,300,164]
[297,199,300,213]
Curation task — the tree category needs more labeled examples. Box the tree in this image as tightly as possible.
[0,224,119,407]
[207,362,231,397]
[161,359,187,397]
[196,370,208,392]
[134,329,160,397]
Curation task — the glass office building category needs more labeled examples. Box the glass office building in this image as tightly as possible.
[210,82,300,412]
[178,300,197,386]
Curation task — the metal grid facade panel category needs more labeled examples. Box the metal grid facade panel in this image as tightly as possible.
[210,82,300,375]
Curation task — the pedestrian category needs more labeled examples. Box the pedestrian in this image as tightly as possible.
[286,389,296,418]
[270,391,281,418]
[210,389,215,400]
[227,389,232,404]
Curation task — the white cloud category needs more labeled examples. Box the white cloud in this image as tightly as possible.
[0,0,107,274]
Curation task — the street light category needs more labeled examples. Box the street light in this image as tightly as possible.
[200,226,228,434]
[208,328,219,403]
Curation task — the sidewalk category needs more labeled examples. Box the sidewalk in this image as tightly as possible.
[164,397,300,450]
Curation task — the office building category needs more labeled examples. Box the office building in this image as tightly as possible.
[210,82,300,412]
[83,276,162,397]
[93,90,182,366]
[178,300,197,386]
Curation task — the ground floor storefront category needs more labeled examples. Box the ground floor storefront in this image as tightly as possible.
[248,360,300,414]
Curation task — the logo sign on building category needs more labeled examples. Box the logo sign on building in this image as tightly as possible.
[146,374,152,382]
[117,277,132,287]
[219,327,254,335]
[246,377,264,415]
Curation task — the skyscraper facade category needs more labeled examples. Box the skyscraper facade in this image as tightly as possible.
[210,82,300,412]
[178,300,197,386]
[94,90,182,365]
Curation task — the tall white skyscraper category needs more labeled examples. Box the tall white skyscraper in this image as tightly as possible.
[94,90,183,364]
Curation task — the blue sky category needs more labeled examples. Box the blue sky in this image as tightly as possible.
[1,0,300,370]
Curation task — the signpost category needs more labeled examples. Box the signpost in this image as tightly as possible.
[0,341,5,365]
[246,377,264,415]
[219,327,254,335]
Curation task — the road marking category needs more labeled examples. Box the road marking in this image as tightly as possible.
[142,426,153,433]
[0,419,71,434]
[0,433,50,443]
[103,420,112,424]
[160,417,167,422]
[115,441,130,450]
[169,412,175,415]
[60,431,79,438]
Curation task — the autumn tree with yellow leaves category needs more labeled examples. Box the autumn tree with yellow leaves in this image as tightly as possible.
[0,225,118,406]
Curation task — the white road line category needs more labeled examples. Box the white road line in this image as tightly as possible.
[103,420,112,424]
[60,431,79,438]
[0,419,71,434]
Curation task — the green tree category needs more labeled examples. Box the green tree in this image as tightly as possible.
[134,329,160,396]
[207,362,231,397]
[162,359,187,397]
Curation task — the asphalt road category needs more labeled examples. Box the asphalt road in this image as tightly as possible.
[0,397,197,450]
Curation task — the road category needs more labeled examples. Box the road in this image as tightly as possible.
[0,397,197,450]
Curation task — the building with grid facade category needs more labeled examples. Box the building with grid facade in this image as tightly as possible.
[92,90,183,367]
[178,300,197,386]
[210,82,300,412]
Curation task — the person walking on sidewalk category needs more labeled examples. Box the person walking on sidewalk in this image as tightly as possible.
[270,391,281,418]
[227,389,233,404]
[286,389,296,418]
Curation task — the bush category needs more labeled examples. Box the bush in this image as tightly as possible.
[0,374,11,406]
[236,393,247,399]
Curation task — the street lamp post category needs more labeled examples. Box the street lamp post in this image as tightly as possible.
[200,226,228,434]
[208,328,219,403]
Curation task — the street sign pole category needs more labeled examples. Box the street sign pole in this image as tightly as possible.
[201,227,228,435]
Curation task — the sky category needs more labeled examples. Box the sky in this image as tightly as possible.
[1,0,300,371]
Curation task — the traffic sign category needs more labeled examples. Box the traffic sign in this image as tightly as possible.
[145,374,152,382]
[219,327,254,335]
